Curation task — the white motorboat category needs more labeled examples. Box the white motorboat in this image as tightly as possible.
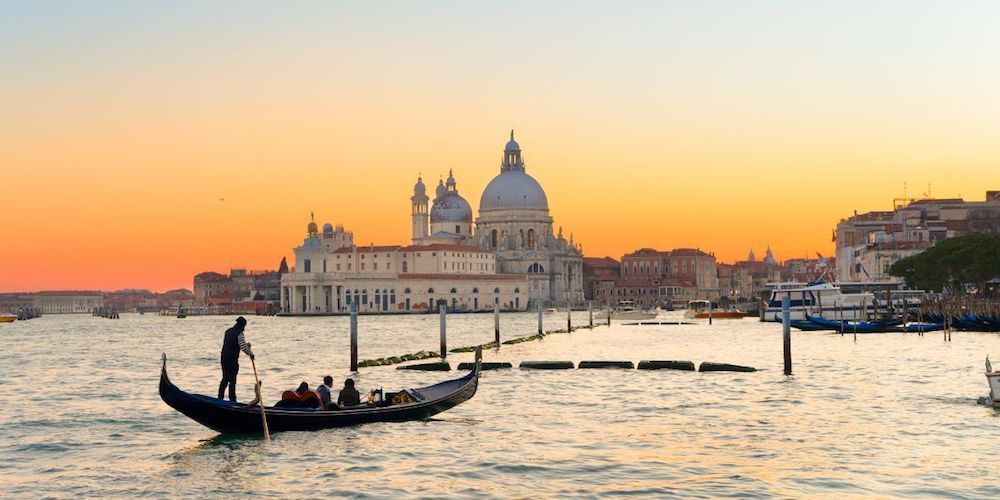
[611,300,657,320]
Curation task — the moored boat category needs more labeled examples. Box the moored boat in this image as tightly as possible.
[159,353,480,434]
[610,300,657,320]
[684,300,746,319]
[0,314,16,323]
[982,357,1000,408]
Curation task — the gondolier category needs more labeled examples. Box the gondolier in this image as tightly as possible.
[218,316,254,401]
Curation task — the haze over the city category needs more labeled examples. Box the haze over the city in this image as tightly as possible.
[3,0,999,291]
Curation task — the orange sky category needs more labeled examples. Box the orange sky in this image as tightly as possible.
[2,2,999,292]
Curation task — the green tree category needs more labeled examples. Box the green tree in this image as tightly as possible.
[888,233,1000,292]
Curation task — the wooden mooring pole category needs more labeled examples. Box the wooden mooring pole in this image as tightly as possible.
[708,300,713,325]
[440,303,447,359]
[349,303,358,372]
[537,305,543,336]
[494,304,500,343]
[567,301,572,331]
[782,294,792,375]
[588,301,593,327]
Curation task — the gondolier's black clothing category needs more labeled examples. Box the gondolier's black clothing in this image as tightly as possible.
[218,326,254,401]
[221,326,254,359]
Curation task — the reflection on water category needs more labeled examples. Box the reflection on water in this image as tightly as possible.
[0,312,998,497]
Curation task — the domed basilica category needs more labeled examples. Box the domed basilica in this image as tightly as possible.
[280,132,583,315]
[411,132,584,305]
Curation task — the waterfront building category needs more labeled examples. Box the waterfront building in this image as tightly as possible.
[280,220,527,313]
[604,248,720,308]
[31,291,104,314]
[279,132,581,314]
[835,190,1000,282]
[583,257,621,305]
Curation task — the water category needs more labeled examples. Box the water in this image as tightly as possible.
[1,312,998,497]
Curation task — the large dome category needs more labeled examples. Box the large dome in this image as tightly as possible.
[431,192,473,222]
[479,170,549,212]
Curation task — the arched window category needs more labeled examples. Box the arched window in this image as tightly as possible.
[472,287,479,294]
[528,263,545,273]
[353,289,360,305]
[527,229,535,248]
[404,288,411,294]
[514,288,520,294]
[402,261,408,273]
[428,288,434,294]
[390,289,396,304]
[362,290,368,305]
[493,287,500,294]
[374,289,381,308]
[450,288,457,294]
[491,229,498,248]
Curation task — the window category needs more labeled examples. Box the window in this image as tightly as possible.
[472,287,479,294]
[304,259,311,273]
[493,287,500,294]
[528,263,545,273]
[390,289,396,304]
[456,225,461,234]
[527,229,535,248]
[361,263,365,270]
[402,261,408,272]
[514,288,520,294]
[362,290,368,305]
[323,259,327,272]
[428,288,435,294]
[491,229,498,248]
[450,288,457,294]
[374,263,378,270]
[404,288,411,294]
[336,264,341,271]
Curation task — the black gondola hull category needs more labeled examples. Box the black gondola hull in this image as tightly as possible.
[159,356,478,434]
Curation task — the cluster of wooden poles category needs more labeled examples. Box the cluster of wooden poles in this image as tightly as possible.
[349,302,604,372]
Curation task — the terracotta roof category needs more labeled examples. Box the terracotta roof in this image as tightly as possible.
[583,256,620,269]
[398,273,527,281]
[670,248,713,257]
[399,244,493,253]
[333,245,403,254]
[33,290,104,296]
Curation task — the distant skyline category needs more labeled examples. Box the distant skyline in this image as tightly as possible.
[3,1,999,292]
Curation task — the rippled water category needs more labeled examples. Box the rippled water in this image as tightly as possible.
[1,312,998,497]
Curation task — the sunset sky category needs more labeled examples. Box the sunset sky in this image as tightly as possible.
[2,1,999,292]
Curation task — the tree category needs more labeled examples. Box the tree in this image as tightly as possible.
[888,233,1000,293]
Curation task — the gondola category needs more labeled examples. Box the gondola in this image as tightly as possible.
[159,352,480,434]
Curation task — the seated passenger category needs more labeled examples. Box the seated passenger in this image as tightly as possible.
[337,378,361,407]
[316,375,337,410]
[276,381,323,409]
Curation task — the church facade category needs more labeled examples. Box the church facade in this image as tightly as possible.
[279,132,584,314]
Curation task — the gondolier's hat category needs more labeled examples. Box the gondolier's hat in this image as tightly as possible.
[236,316,247,326]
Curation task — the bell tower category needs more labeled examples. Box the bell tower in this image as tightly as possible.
[411,175,429,243]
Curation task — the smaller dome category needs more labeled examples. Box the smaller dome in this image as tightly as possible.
[414,176,425,194]
[431,192,473,223]
[446,169,456,188]
[323,223,334,235]
[307,221,318,234]
[435,179,447,199]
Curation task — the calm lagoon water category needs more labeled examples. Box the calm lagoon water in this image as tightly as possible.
[1,312,998,498]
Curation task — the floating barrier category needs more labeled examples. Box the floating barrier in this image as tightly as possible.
[698,362,756,373]
[519,361,575,370]
[578,361,634,369]
[396,362,451,371]
[457,361,512,371]
[502,334,544,345]
[637,360,695,371]
[358,350,438,368]
[622,321,695,326]
[450,341,499,353]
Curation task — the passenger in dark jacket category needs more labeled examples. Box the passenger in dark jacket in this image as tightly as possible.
[218,317,254,401]
[338,378,361,407]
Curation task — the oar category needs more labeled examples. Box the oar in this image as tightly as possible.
[250,356,271,441]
